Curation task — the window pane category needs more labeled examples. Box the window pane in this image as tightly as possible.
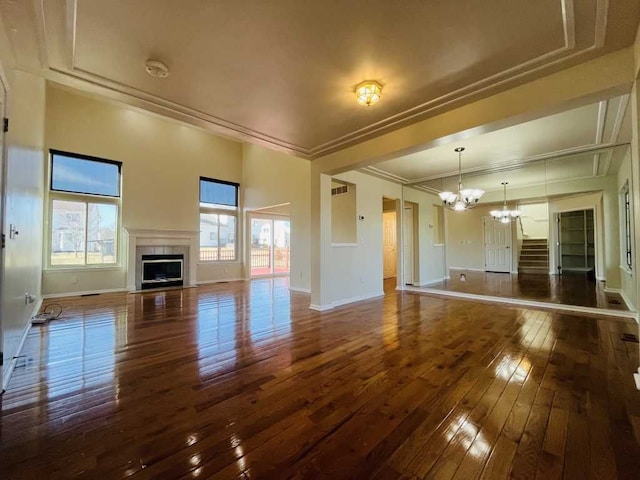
[87,203,118,264]
[200,213,236,261]
[51,200,86,265]
[200,179,237,207]
[52,153,120,197]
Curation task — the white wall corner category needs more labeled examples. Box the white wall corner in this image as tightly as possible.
[634,369,640,390]
[289,287,311,294]
[310,303,333,312]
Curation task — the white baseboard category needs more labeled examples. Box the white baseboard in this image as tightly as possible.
[449,267,485,272]
[197,278,245,285]
[412,278,447,287]
[42,288,127,299]
[603,287,637,318]
[289,286,311,294]
[404,286,638,320]
[310,291,385,311]
[2,297,42,392]
[309,303,333,312]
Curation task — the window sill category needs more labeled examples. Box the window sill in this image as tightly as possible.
[44,265,123,273]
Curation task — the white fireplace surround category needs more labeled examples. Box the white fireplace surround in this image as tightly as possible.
[125,228,199,291]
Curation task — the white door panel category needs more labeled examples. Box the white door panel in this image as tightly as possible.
[484,217,511,273]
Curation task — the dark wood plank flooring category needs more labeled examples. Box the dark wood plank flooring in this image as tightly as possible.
[1,278,639,479]
[423,271,627,310]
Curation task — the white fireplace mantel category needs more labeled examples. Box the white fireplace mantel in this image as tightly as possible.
[124,228,199,291]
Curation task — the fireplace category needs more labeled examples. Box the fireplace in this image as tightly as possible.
[141,254,184,289]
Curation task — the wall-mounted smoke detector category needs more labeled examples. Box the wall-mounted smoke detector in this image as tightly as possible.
[145,59,170,78]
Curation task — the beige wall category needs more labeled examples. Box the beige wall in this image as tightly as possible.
[402,187,447,285]
[616,148,636,309]
[242,143,310,291]
[1,71,46,388]
[43,84,244,295]
[331,184,357,244]
[312,170,402,309]
[519,203,549,239]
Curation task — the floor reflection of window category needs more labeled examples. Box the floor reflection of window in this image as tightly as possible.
[46,309,116,400]
[249,279,291,344]
[197,293,237,378]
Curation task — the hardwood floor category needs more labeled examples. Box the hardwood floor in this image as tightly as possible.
[423,270,626,310]
[1,278,640,479]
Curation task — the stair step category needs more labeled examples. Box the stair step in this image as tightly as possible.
[518,266,549,274]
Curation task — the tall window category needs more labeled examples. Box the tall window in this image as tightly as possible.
[199,177,238,262]
[622,181,632,270]
[49,150,121,267]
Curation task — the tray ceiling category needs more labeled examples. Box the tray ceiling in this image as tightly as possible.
[1,0,639,158]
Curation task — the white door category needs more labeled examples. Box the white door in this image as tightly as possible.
[483,217,512,273]
[383,211,397,279]
[403,206,414,284]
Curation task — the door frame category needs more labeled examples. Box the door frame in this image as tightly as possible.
[555,207,597,276]
[0,66,9,392]
[482,216,513,273]
[403,204,415,285]
[247,212,290,278]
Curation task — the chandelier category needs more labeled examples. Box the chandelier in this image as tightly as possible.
[490,182,521,223]
[438,147,484,211]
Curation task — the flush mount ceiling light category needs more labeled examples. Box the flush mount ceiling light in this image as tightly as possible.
[145,59,170,78]
[490,182,521,223]
[438,147,484,211]
[355,80,382,106]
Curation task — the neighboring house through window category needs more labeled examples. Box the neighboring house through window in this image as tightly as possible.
[199,177,239,262]
[49,150,121,267]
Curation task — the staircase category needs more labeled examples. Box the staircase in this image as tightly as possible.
[518,239,549,274]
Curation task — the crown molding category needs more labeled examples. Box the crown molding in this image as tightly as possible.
[29,0,615,159]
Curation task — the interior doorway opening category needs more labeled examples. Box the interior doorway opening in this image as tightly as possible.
[382,198,397,281]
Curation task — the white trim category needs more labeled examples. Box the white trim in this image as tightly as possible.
[310,291,385,311]
[332,291,385,308]
[619,265,633,276]
[404,286,638,320]
[634,370,640,391]
[331,243,358,247]
[309,303,333,312]
[412,278,447,287]
[603,286,637,316]
[2,297,42,392]
[289,286,311,294]
[449,267,485,272]
[197,278,244,285]
[42,288,127,299]
[43,265,123,273]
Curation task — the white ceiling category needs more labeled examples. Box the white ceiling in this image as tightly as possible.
[362,94,631,193]
[0,0,639,158]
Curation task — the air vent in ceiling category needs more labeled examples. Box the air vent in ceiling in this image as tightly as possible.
[331,185,349,196]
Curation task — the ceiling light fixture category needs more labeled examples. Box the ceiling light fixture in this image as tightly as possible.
[490,182,521,223]
[438,147,484,211]
[355,80,382,106]
[145,59,170,79]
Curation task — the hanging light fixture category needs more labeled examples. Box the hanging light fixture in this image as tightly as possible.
[355,81,383,106]
[490,182,521,223]
[438,147,484,211]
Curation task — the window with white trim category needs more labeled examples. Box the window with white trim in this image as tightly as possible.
[49,150,121,267]
[199,177,238,262]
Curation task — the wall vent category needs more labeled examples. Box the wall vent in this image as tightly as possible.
[331,185,349,196]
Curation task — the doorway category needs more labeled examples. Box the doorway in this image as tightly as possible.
[382,198,397,282]
[557,208,595,277]
[483,217,512,273]
[250,216,290,277]
[0,74,6,390]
